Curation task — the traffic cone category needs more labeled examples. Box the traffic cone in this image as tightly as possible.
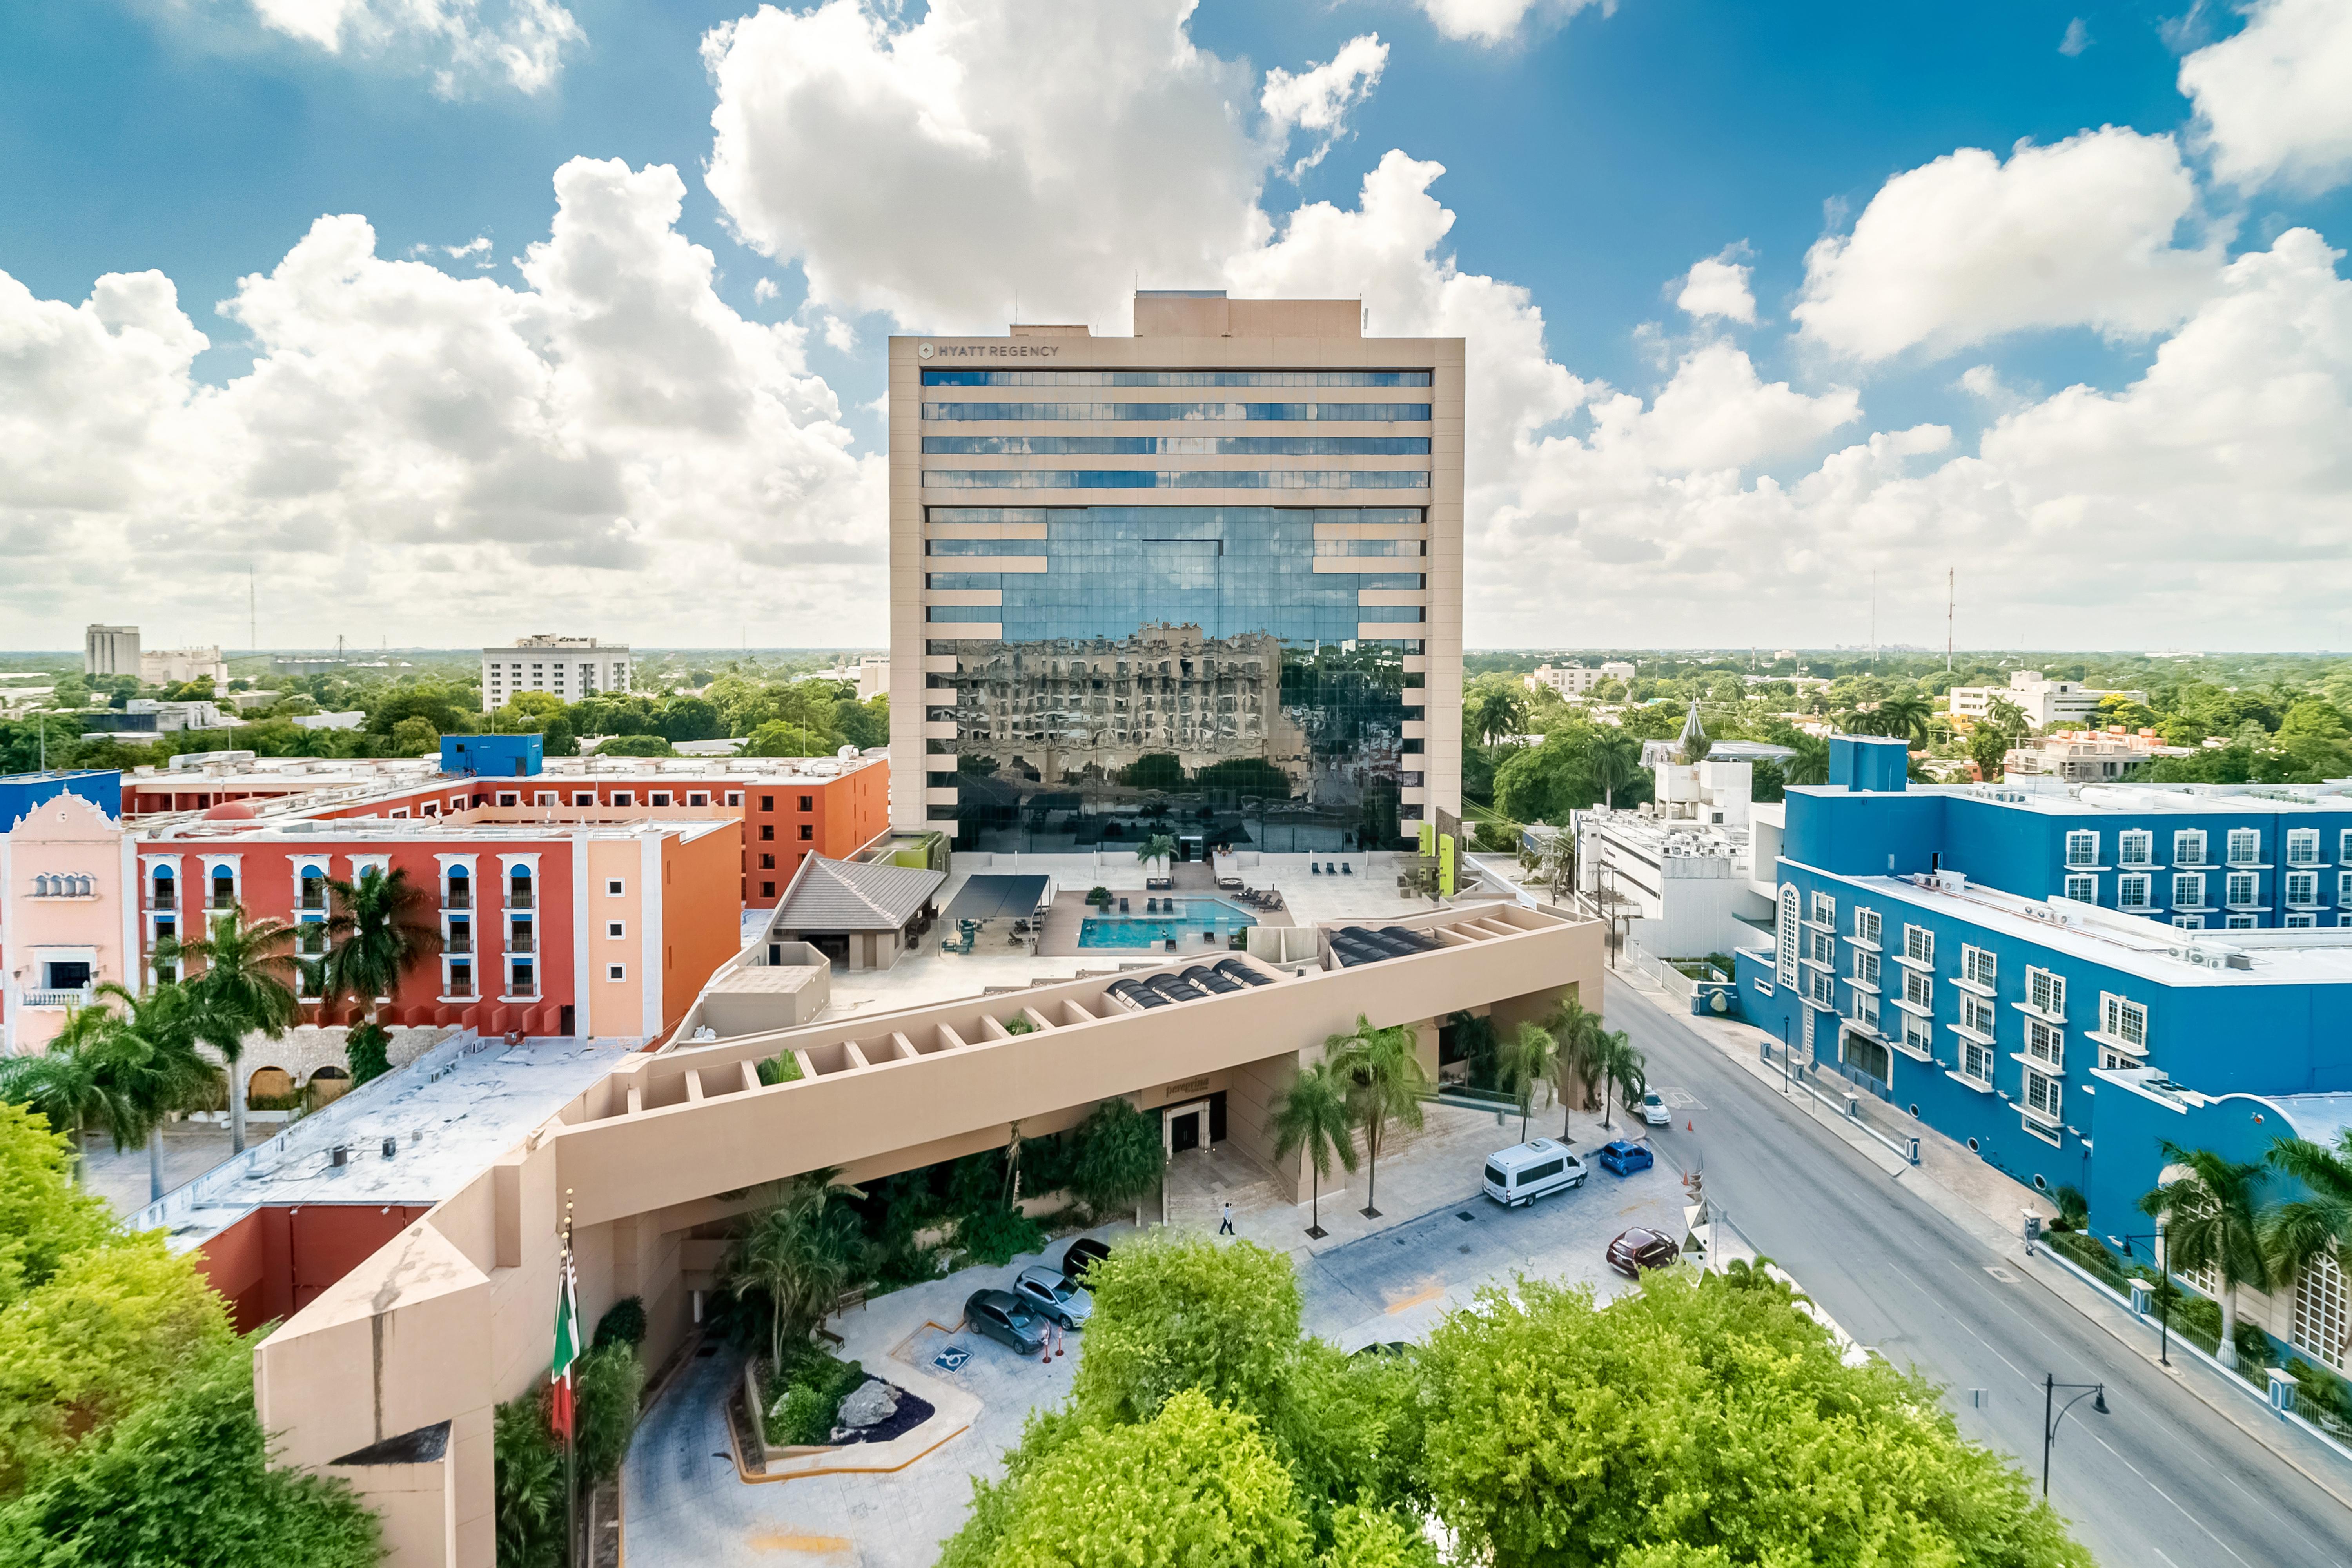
[1686,1120,1695,1132]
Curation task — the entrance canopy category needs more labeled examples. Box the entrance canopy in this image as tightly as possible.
[940,874,1049,925]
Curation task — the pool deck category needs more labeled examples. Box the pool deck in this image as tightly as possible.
[1033,887,1287,958]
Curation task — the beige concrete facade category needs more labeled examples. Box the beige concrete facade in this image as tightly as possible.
[252,900,1597,1568]
[886,293,1464,849]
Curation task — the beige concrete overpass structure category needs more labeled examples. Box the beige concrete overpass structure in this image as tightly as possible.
[253,901,1601,1568]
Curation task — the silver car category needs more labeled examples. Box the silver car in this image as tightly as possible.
[1012,1264,1093,1328]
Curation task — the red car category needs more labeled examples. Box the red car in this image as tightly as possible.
[1606,1227,1680,1278]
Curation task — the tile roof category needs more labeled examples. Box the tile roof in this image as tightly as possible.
[773,856,947,932]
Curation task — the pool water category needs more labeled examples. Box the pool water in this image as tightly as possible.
[1077,897,1258,950]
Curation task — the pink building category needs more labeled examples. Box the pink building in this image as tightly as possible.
[1,776,133,1054]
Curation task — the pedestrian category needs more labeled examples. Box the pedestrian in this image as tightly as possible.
[1218,1200,1234,1236]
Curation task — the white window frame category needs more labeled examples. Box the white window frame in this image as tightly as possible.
[1960,1039,1994,1086]
[1808,969,1835,1007]
[1776,884,1800,987]
[1902,968,1933,1011]
[1809,890,1837,928]
[2118,829,2153,867]
[2097,991,2148,1054]
[2227,870,2258,908]
[651,791,673,807]
[1960,943,1996,989]
[1903,924,1933,965]
[605,920,625,939]
[1852,949,1881,989]
[2023,1067,2062,1125]
[2229,827,2260,866]
[573,791,595,806]
[1902,1011,1934,1060]
[2173,871,2206,909]
[2288,869,2319,906]
[2064,873,2097,904]
[2287,827,2320,866]
[1853,907,1882,947]
[2286,912,2317,928]
[605,877,626,897]
[606,964,627,982]
[613,791,634,807]
[1960,993,1997,1038]
[2174,828,2207,867]
[1806,928,1836,967]
[688,792,710,808]
[2025,1016,2063,1070]
[2227,912,2258,929]
[2025,965,2066,1020]
[725,791,744,807]
[2065,829,2099,867]
[2118,873,2151,911]
[2341,827,2352,865]
[1854,991,1880,1031]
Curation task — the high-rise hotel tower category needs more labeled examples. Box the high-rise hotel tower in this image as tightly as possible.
[888,293,1463,856]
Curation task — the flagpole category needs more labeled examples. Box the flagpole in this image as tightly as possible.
[564,1191,577,1568]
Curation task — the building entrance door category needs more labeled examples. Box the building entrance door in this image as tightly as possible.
[1162,1099,1210,1158]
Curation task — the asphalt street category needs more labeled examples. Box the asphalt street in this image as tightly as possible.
[1607,974,2352,1568]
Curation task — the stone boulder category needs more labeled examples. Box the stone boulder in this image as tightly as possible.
[835,1378,898,1430]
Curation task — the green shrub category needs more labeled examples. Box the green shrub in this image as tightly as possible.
[592,1296,646,1351]
[1067,1098,1163,1215]
[2045,1229,2125,1289]
[953,1205,1046,1267]
[493,1392,564,1568]
[772,1383,836,1446]
[755,1053,803,1086]
[343,1021,392,1087]
[575,1342,645,1484]
[2287,1358,2352,1423]
[1004,1016,1036,1036]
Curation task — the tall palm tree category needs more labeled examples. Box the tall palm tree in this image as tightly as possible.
[1329,1014,1428,1219]
[166,906,302,1155]
[0,1004,132,1185]
[1589,732,1642,811]
[727,1168,864,1369]
[322,866,440,1041]
[1782,732,1830,787]
[1135,833,1177,877]
[1270,1060,1357,1239]
[89,981,223,1204]
[2261,1132,2352,1371]
[1870,694,1933,748]
[1547,994,1608,1139]
[1591,1029,1647,1133]
[1499,1021,1559,1145]
[2139,1142,2267,1368]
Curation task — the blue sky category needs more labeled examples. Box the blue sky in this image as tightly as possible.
[3,0,2349,650]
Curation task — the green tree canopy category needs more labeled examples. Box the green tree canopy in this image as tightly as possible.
[1416,1272,2092,1568]
[1066,1098,1164,1214]
[1071,1232,1301,1430]
[594,732,677,758]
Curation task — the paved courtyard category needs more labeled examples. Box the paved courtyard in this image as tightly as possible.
[622,1132,1686,1568]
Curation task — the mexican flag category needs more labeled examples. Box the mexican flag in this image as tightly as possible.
[549,1253,581,1441]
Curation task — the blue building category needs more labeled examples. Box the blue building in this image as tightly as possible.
[0,769,120,831]
[439,734,542,779]
[1737,738,2352,1370]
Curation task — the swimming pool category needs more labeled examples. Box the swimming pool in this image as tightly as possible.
[1077,897,1258,950]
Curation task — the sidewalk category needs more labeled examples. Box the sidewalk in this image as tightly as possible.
[1609,965,2352,1510]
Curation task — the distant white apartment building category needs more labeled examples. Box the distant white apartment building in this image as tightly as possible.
[483,636,631,708]
[1524,660,1636,700]
[1948,669,2146,730]
[2003,726,2192,782]
[809,656,889,703]
[84,624,140,677]
[140,646,230,689]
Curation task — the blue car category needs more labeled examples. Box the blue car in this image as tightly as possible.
[1596,1138,1653,1176]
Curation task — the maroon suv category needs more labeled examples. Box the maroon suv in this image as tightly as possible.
[1606,1227,1680,1278]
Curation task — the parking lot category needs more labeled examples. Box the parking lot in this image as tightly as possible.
[622,1136,1688,1568]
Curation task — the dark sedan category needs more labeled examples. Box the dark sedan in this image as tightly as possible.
[1060,1236,1112,1285]
[1606,1227,1681,1278]
[964,1289,1048,1357]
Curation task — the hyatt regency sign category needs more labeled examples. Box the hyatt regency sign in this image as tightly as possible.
[916,341,1062,360]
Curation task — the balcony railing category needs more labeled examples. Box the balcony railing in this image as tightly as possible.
[148,891,175,911]
[445,935,473,955]
[506,935,536,954]
[506,889,534,909]
[299,893,326,911]
[23,986,93,1008]
[445,890,472,910]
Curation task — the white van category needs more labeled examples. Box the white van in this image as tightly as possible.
[1482,1138,1588,1208]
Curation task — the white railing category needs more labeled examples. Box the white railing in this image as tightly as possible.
[21,986,93,1008]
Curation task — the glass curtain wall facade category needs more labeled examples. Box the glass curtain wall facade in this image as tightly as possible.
[889,298,1464,856]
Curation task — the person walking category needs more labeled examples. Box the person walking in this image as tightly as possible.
[1218,1200,1235,1236]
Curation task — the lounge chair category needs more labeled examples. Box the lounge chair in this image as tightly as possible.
[1119,897,1130,913]
[1341,862,1353,875]
[1310,861,1321,874]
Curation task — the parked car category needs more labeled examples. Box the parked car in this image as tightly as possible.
[1641,1091,1671,1126]
[1060,1236,1112,1285]
[1595,1138,1654,1176]
[964,1289,1047,1356]
[1352,1341,1413,1359]
[1013,1265,1093,1328]
[1481,1138,1588,1208]
[1606,1227,1681,1278]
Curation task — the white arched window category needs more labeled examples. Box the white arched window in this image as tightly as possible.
[2295,1252,2347,1373]
[1776,883,1800,988]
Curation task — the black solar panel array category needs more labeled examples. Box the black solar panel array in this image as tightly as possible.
[1328,925,1443,968]
[1103,958,1277,1013]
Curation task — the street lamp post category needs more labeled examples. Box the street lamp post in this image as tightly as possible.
[2041,1374,2109,1497]
[2113,1224,2173,1366]
[1777,1015,1793,1097]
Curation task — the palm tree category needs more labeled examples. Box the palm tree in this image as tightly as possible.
[0,1004,134,1185]
[322,866,440,1040]
[1329,1014,1428,1219]
[1590,732,1642,811]
[2139,1143,2267,1368]
[1870,694,1933,748]
[1547,994,1607,1139]
[2261,1132,2352,1370]
[1499,1021,1559,1145]
[89,981,223,1204]
[1782,732,1830,787]
[167,906,302,1155]
[1591,1029,1647,1132]
[1270,1060,1357,1239]
[1135,833,1177,878]
[728,1168,864,1370]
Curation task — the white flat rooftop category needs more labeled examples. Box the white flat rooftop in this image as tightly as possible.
[152,1036,637,1249]
[1798,779,2352,817]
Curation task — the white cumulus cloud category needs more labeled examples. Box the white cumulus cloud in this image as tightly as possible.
[0,159,880,647]
[1261,33,1388,174]
[1675,246,1757,323]
[2179,0,2352,194]
[1412,0,1615,47]
[1793,127,2221,362]
[236,0,582,95]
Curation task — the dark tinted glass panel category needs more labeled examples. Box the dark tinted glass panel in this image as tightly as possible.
[922,435,1430,456]
[925,470,1428,490]
[922,402,1431,422]
[927,505,1419,855]
[921,369,1432,387]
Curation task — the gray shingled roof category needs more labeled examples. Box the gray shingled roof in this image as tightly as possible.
[772,856,947,932]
